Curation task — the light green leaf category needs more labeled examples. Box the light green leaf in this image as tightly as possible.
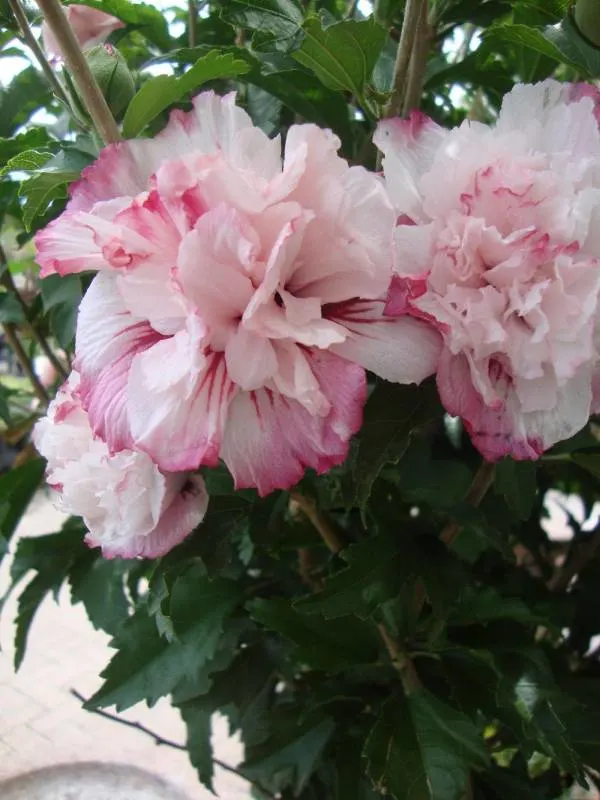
[122,50,251,138]
[294,16,386,108]
[0,149,52,176]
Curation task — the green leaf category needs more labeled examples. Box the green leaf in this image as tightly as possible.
[364,692,489,800]
[0,459,45,553]
[294,16,386,108]
[494,459,537,520]
[544,14,600,76]
[572,452,600,480]
[122,50,251,138]
[88,567,242,710]
[449,587,538,626]
[220,0,304,50]
[178,702,214,791]
[0,129,53,168]
[69,557,132,636]
[0,148,52,176]
[242,713,335,796]
[354,379,441,509]
[249,597,379,672]
[0,292,25,324]
[40,274,83,349]
[19,173,69,231]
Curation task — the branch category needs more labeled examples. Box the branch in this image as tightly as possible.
[402,0,430,116]
[188,0,197,48]
[1,248,68,381]
[292,490,422,694]
[2,323,49,406]
[34,0,121,145]
[547,526,600,593]
[384,0,425,118]
[70,690,277,800]
[7,0,71,108]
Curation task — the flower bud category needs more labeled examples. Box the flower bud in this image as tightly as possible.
[76,44,135,122]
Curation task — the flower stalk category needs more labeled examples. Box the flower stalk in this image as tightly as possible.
[7,0,71,109]
[34,0,121,145]
[384,0,426,118]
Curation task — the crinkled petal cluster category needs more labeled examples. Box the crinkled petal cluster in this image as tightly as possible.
[36,91,438,497]
[375,80,600,460]
[33,374,208,559]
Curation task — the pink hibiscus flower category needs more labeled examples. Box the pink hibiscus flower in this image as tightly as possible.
[42,4,124,62]
[33,373,208,559]
[36,92,440,495]
[375,80,600,460]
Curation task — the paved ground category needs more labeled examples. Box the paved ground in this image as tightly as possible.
[0,492,249,799]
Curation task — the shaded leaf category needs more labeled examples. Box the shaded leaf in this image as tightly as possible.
[494,459,537,520]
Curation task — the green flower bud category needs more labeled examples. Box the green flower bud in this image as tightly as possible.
[76,44,135,122]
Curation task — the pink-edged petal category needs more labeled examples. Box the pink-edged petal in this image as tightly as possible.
[128,333,237,471]
[75,273,161,451]
[68,91,268,213]
[374,111,448,222]
[326,299,442,384]
[93,474,209,559]
[438,350,592,460]
[221,350,366,496]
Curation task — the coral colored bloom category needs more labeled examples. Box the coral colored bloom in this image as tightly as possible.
[375,80,600,460]
[42,5,124,62]
[35,92,440,495]
[33,374,208,558]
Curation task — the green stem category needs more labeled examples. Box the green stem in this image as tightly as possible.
[384,0,425,118]
[7,0,71,109]
[188,0,197,48]
[2,323,48,407]
[34,0,121,145]
[402,0,430,116]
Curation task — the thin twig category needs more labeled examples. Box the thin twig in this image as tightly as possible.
[547,527,600,592]
[292,490,422,693]
[70,690,277,799]
[402,1,430,116]
[7,0,71,108]
[34,0,121,145]
[290,491,344,554]
[413,460,495,616]
[2,324,48,406]
[384,0,425,118]
[1,250,68,381]
[188,0,197,48]
[297,547,325,592]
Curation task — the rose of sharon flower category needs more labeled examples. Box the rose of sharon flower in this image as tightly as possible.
[36,92,439,495]
[375,80,600,460]
[42,4,124,62]
[33,374,208,558]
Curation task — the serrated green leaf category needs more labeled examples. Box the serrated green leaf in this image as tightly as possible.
[450,587,538,626]
[0,129,53,168]
[0,292,25,323]
[122,50,250,138]
[494,459,537,520]
[0,459,45,555]
[88,567,242,711]
[354,379,441,509]
[364,692,489,800]
[19,173,70,231]
[294,16,386,108]
[178,702,214,791]
[220,0,304,50]
[39,274,83,349]
[69,557,131,636]
[249,597,379,671]
[242,713,335,796]
[0,148,52,176]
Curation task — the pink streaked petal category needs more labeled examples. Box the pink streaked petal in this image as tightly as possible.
[374,111,448,222]
[437,350,592,460]
[94,474,209,559]
[326,298,442,384]
[128,338,237,471]
[384,274,429,317]
[221,350,366,496]
[75,273,162,450]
